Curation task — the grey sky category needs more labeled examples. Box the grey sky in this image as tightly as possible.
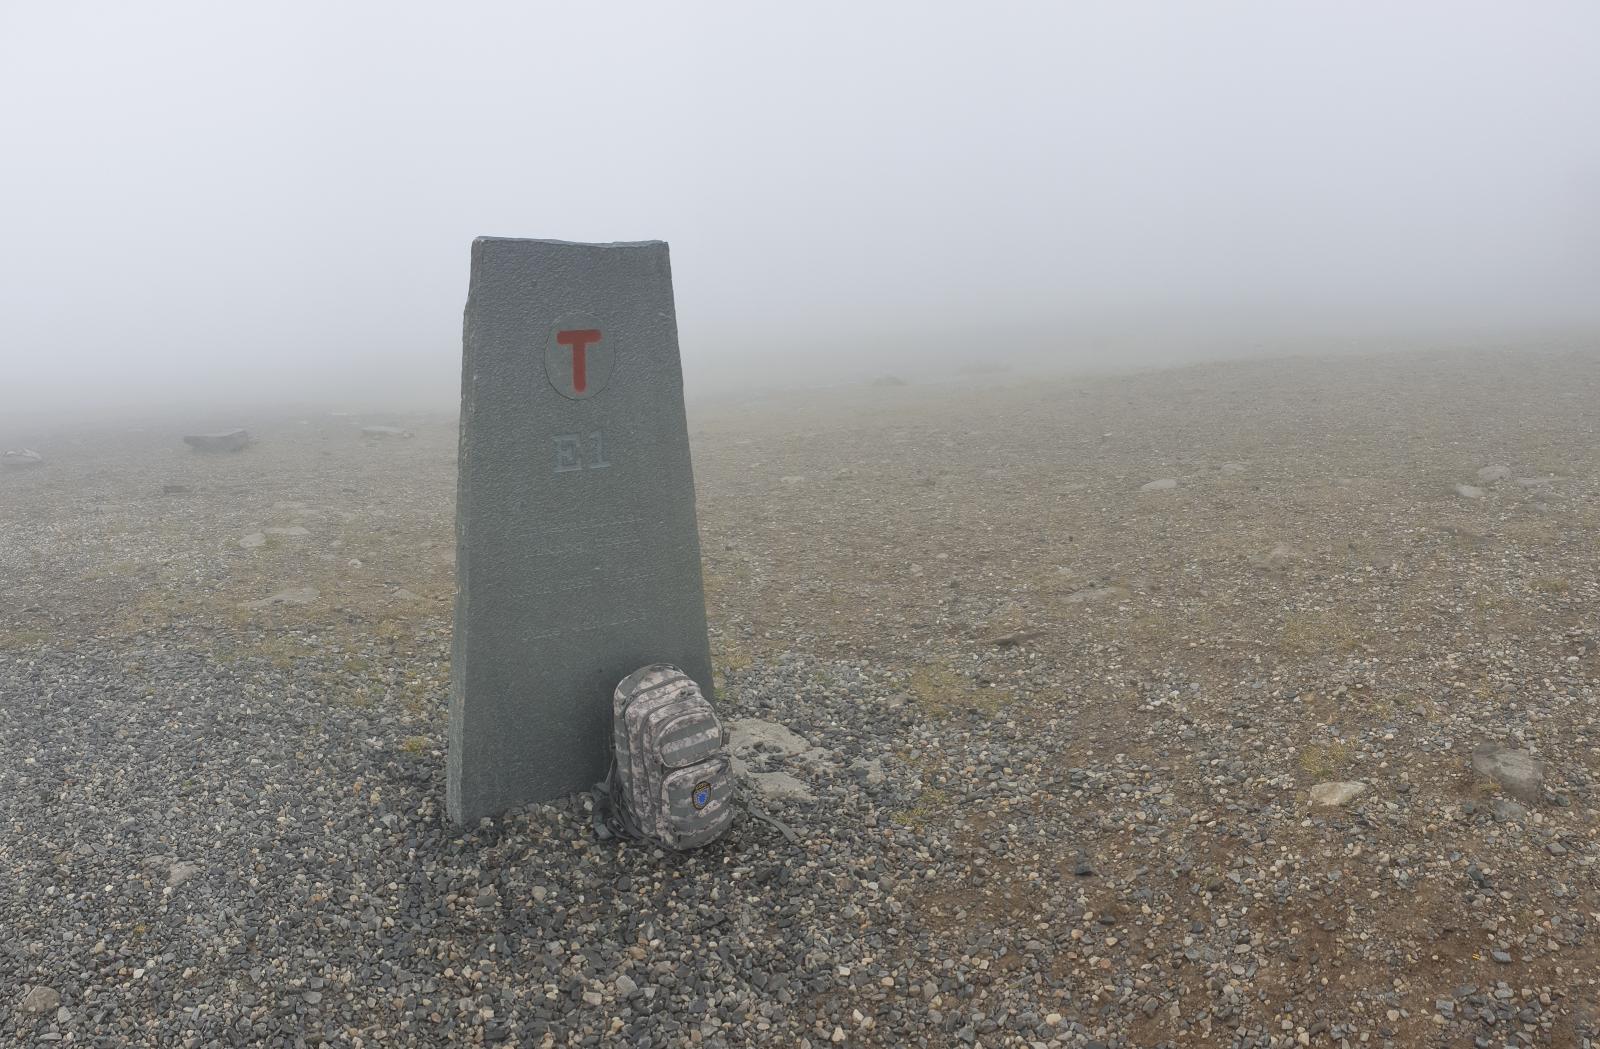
[2,2,1596,417]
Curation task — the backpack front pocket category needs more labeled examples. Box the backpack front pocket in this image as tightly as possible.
[661,758,733,849]
[654,709,723,769]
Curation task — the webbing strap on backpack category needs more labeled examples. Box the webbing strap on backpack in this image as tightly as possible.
[740,795,800,844]
[590,759,642,842]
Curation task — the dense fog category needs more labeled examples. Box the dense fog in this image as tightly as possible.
[2,1,1597,422]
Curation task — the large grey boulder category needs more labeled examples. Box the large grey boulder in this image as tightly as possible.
[183,429,250,452]
[1472,745,1546,802]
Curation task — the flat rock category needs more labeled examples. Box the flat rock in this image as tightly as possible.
[726,717,834,795]
[1140,478,1179,491]
[986,628,1044,648]
[361,425,413,438]
[1219,462,1246,473]
[1454,484,1485,499]
[727,719,811,759]
[264,525,310,537]
[167,861,202,887]
[20,985,61,1013]
[1309,781,1367,807]
[2,448,45,468]
[183,429,250,453]
[748,770,815,803]
[1253,543,1299,570]
[1062,585,1130,605]
[243,586,320,609]
[1490,798,1529,821]
[1476,465,1511,484]
[851,758,887,786]
[239,533,267,549]
[1472,745,1545,802]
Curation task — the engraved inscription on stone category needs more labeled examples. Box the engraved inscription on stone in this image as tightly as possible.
[554,434,581,472]
[553,431,611,473]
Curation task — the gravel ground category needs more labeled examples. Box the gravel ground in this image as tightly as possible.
[2,350,1598,1048]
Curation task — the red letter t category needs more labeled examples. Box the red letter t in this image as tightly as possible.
[555,329,602,393]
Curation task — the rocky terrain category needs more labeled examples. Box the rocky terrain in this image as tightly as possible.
[2,349,1598,1048]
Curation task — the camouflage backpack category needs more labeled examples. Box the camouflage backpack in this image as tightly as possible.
[592,664,733,850]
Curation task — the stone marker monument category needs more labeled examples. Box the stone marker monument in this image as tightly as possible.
[449,238,714,824]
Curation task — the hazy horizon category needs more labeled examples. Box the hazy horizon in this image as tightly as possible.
[3,2,1598,423]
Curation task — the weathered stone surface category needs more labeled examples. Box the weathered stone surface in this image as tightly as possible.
[449,238,712,823]
[1,448,44,468]
[19,985,60,1013]
[727,718,810,761]
[1490,797,1529,821]
[1476,465,1511,484]
[1253,543,1299,570]
[1061,585,1129,605]
[1472,745,1545,802]
[748,770,816,803]
[1140,478,1178,491]
[183,429,249,452]
[361,425,413,438]
[986,628,1044,648]
[1309,781,1367,807]
[243,586,319,609]
[726,717,830,803]
[851,757,887,786]
[1454,483,1484,499]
